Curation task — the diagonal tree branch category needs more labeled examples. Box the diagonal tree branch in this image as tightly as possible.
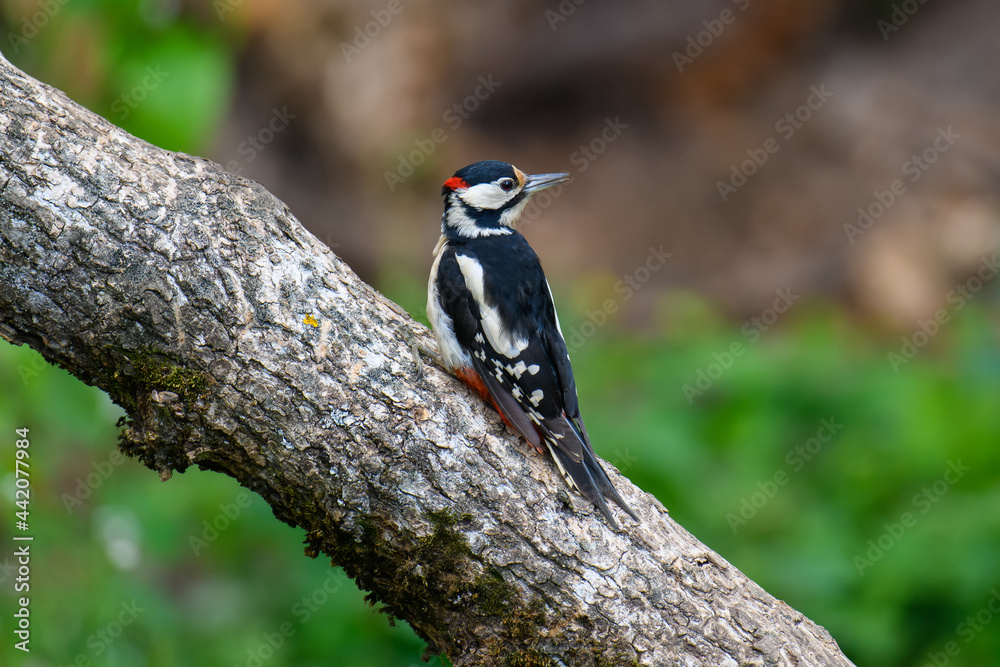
[0,54,854,666]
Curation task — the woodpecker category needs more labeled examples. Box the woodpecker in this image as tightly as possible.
[427,160,637,528]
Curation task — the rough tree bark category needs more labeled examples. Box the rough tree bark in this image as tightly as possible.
[0,54,855,667]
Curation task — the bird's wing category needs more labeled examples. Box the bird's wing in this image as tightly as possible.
[435,248,542,449]
[437,245,636,525]
[535,281,639,524]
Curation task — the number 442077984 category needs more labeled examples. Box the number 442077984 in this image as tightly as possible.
[15,428,30,526]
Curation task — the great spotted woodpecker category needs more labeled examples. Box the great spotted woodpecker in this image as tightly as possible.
[427,160,637,528]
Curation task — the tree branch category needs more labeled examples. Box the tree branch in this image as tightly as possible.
[0,54,854,666]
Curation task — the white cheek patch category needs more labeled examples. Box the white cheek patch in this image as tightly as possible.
[499,197,529,229]
[456,254,529,358]
[460,182,517,211]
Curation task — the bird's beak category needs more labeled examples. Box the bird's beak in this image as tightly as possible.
[523,172,571,194]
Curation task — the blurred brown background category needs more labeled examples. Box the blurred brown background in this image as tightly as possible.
[210,0,999,328]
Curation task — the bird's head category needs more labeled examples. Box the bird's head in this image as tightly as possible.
[441,160,570,238]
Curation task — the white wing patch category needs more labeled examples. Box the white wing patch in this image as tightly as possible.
[503,361,539,379]
[455,254,529,358]
[507,360,528,378]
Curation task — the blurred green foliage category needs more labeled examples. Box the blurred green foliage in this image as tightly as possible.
[557,292,1000,667]
[1,0,234,152]
[0,339,439,667]
[2,291,999,667]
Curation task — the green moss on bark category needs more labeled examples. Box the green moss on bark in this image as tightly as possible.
[102,344,207,412]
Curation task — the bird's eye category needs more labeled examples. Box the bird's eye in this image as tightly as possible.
[499,178,516,192]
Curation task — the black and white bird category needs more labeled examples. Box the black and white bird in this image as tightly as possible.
[426,160,637,528]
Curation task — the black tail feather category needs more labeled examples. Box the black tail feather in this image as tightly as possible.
[587,456,640,522]
[565,415,639,525]
[547,441,625,529]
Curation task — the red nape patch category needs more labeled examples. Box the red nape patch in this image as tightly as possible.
[442,176,469,191]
